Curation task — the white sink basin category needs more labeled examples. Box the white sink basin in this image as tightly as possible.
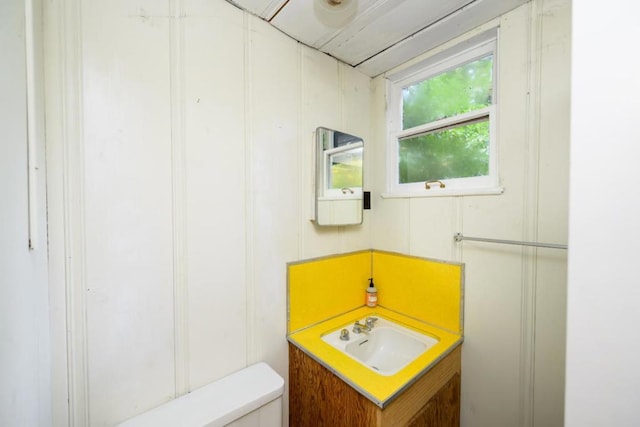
[321,316,439,376]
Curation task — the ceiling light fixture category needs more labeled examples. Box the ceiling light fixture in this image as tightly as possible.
[313,0,358,28]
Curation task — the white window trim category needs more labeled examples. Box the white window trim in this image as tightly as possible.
[383,34,504,198]
[322,141,363,199]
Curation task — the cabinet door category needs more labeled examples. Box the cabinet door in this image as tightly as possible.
[289,344,379,426]
[407,373,461,427]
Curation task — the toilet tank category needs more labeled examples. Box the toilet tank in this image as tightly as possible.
[117,362,284,427]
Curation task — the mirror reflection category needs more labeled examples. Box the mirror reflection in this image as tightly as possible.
[315,127,364,226]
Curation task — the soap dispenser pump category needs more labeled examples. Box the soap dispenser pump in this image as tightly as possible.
[366,278,378,308]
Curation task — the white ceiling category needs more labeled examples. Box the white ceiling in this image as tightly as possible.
[228,0,529,77]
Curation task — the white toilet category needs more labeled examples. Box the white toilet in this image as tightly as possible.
[117,362,284,427]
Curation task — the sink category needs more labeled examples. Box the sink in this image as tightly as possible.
[321,316,439,376]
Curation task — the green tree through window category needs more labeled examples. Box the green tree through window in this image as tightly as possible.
[399,55,493,184]
[399,121,489,183]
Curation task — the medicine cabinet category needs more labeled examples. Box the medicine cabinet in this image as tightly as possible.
[315,127,363,226]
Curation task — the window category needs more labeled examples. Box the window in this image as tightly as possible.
[386,34,501,196]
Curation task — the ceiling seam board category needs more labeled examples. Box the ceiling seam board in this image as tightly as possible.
[357,0,529,76]
[226,0,530,77]
[265,0,289,21]
[349,0,479,68]
[316,1,476,66]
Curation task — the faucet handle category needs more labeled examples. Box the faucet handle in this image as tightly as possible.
[365,317,378,328]
[352,321,363,334]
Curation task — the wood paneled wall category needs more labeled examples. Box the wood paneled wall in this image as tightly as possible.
[44,0,371,425]
[370,2,570,426]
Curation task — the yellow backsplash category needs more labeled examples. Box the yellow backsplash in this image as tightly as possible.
[372,251,463,334]
[287,250,463,334]
[287,250,372,333]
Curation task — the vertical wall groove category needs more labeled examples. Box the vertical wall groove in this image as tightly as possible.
[56,0,89,423]
[169,0,189,396]
[297,43,306,257]
[338,62,346,250]
[243,11,257,366]
[24,0,39,251]
[43,0,69,423]
[519,1,544,425]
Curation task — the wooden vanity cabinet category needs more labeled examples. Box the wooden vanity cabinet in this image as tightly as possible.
[289,344,461,427]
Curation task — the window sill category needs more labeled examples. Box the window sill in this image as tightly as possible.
[381,187,504,199]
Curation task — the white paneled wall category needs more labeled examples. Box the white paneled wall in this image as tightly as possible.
[44,0,371,425]
[82,1,176,423]
[530,1,570,424]
[248,16,299,374]
[371,1,570,427]
[1,0,51,425]
[182,0,248,392]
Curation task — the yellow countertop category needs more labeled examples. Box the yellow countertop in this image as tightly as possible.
[287,305,463,408]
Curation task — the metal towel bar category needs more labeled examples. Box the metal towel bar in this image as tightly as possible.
[454,233,567,250]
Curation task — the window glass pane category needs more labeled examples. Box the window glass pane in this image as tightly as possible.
[402,55,493,129]
[329,147,363,189]
[399,120,489,184]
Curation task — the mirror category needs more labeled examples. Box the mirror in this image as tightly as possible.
[315,127,364,226]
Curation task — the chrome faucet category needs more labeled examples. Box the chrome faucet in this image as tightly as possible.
[352,320,371,334]
[353,317,378,334]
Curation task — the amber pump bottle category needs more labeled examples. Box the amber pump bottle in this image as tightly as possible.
[366,278,378,307]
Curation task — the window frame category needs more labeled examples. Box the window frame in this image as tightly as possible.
[385,35,503,197]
